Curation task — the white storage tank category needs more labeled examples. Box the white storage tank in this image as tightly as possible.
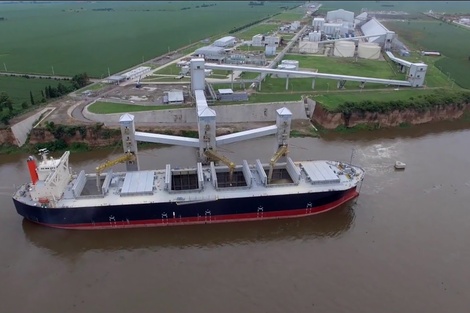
[333,41,355,57]
[299,41,319,54]
[276,64,297,78]
[357,42,381,59]
[281,60,299,70]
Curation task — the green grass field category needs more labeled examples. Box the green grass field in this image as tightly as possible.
[236,23,281,40]
[383,19,470,89]
[0,2,290,77]
[283,55,405,79]
[88,101,191,114]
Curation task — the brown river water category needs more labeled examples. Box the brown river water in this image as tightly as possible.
[1,120,469,313]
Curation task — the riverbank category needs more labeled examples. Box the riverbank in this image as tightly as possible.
[0,119,318,154]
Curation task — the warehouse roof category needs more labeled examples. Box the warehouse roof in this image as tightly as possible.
[361,18,391,43]
[194,46,226,55]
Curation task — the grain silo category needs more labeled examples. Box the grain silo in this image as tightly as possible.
[333,41,355,57]
[265,45,276,56]
[312,17,325,31]
[308,31,321,42]
[357,42,381,59]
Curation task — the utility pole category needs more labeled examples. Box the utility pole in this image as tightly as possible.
[3,63,7,72]
[51,66,55,76]
[108,67,111,77]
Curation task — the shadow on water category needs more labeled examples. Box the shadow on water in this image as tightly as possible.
[22,203,356,258]
[320,119,470,142]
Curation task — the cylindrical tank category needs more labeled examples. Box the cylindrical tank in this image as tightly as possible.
[281,60,299,70]
[276,64,296,78]
[333,41,355,57]
[265,45,276,56]
[357,42,381,59]
[308,31,321,42]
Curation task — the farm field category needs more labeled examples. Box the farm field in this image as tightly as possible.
[383,19,470,89]
[0,1,298,77]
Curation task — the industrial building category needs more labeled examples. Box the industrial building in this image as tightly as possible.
[360,17,395,49]
[122,66,151,80]
[193,46,226,62]
[326,9,354,28]
[251,34,280,47]
[213,36,236,47]
[217,89,248,102]
[265,45,276,56]
[164,90,184,104]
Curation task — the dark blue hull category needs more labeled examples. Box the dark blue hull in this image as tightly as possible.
[13,187,358,229]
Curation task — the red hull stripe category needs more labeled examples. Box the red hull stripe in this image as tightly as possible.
[34,189,359,230]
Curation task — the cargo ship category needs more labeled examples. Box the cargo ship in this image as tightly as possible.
[12,59,364,230]
[13,149,364,229]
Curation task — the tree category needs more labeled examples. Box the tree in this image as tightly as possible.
[30,90,35,105]
[57,82,68,95]
[44,86,50,99]
[21,101,28,109]
[0,92,13,112]
[71,72,90,89]
[41,90,45,99]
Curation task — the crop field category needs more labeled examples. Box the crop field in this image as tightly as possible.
[383,19,470,89]
[0,1,294,77]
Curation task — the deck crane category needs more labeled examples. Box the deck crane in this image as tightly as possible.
[267,145,289,184]
[204,149,235,186]
[95,152,136,191]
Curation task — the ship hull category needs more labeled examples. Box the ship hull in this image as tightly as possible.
[13,187,359,230]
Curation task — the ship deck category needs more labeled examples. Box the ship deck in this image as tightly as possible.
[15,160,364,209]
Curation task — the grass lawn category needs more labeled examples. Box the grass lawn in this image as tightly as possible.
[283,54,405,80]
[270,12,304,22]
[236,23,280,40]
[88,101,191,114]
[80,83,106,92]
[154,64,181,75]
